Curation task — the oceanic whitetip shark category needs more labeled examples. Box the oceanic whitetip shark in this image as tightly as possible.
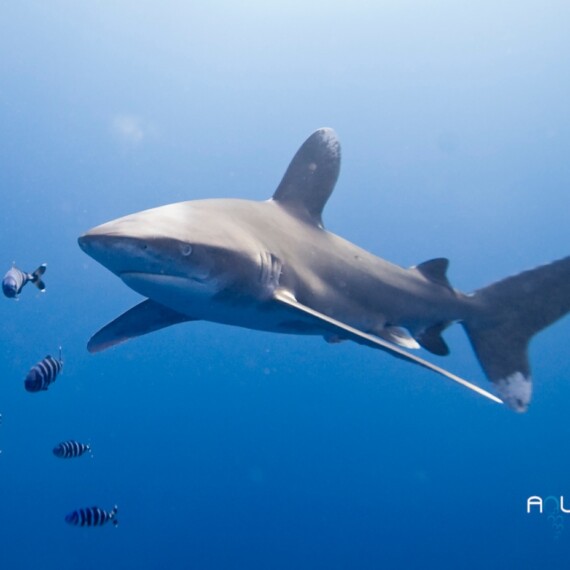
[78,128,570,412]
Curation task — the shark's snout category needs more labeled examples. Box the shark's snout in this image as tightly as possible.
[77,232,96,254]
[78,229,156,277]
[78,231,128,258]
[78,231,106,259]
[79,218,127,254]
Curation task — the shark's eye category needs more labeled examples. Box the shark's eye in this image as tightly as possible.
[181,244,193,256]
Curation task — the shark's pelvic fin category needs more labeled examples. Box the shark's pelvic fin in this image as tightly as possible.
[273,288,503,405]
[271,128,340,228]
[376,326,421,350]
[88,299,195,353]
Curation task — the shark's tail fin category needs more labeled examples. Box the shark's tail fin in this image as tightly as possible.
[462,256,570,412]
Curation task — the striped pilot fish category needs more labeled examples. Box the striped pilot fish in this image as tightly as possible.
[53,440,91,459]
[2,263,47,298]
[65,505,118,527]
[24,348,63,393]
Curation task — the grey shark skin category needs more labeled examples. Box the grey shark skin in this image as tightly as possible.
[79,128,570,412]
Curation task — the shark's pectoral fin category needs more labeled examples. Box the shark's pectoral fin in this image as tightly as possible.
[273,288,502,405]
[87,299,196,353]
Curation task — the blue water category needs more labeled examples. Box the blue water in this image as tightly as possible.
[1,2,570,568]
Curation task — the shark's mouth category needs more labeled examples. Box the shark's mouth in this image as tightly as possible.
[120,271,210,284]
[119,271,219,299]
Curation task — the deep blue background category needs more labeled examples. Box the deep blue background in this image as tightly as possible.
[1,2,569,569]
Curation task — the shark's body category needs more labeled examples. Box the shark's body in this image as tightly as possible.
[79,128,570,412]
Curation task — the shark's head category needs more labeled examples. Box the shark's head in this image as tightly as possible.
[78,199,277,313]
[79,128,340,322]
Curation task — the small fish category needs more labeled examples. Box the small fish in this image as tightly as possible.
[65,505,118,527]
[24,348,63,393]
[53,440,91,459]
[2,263,47,298]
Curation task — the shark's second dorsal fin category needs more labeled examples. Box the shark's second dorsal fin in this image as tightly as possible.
[414,258,453,291]
[272,128,341,228]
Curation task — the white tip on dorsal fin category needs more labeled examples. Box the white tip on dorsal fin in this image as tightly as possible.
[271,128,341,228]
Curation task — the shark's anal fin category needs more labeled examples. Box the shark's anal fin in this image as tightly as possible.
[417,322,450,356]
[87,299,195,353]
[273,289,503,406]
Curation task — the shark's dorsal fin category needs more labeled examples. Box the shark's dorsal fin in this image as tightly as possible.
[272,128,340,228]
[87,299,195,353]
[414,258,453,291]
